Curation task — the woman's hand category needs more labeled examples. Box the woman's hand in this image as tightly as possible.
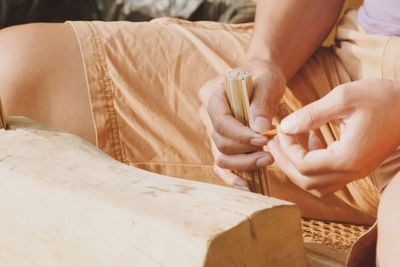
[269,79,400,196]
[198,59,286,188]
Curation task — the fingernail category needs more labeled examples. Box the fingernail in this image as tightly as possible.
[250,136,268,146]
[281,115,296,133]
[256,155,273,167]
[253,116,269,132]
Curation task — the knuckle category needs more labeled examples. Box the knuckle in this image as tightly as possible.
[340,156,364,174]
[213,165,233,186]
[198,87,208,104]
[242,156,260,171]
[206,95,216,114]
[302,108,317,127]
[214,155,226,168]
[206,88,222,107]
[199,77,220,94]
[215,140,231,155]
[291,159,309,175]
[250,100,266,112]
[212,117,224,133]
[334,84,354,105]
[249,159,260,170]
[198,82,207,95]
[215,140,256,155]
[296,165,313,176]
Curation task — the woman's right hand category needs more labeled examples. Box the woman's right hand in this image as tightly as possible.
[198,59,286,188]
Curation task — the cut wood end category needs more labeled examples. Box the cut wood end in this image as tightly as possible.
[259,128,277,138]
[225,69,251,80]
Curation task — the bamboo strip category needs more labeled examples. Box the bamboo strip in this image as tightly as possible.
[259,129,277,138]
[224,70,270,195]
[0,98,7,130]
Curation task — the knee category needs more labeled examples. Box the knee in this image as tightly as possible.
[0,23,95,143]
[0,23,72,116]
[377,172,400,266]
[0,24,42,115]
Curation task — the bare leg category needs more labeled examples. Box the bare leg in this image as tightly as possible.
[377,171,400,266]
[0,23,95,143]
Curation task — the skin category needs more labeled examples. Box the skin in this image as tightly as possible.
[200,0,400,264]
[199,0,345,187]
[0,23,95,143]
[0,0,399,264]
[271,80,400,196]
[274,79,400,265]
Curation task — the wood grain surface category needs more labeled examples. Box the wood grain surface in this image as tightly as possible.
[0,117,307,267]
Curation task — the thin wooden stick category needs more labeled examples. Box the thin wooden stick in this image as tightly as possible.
[259,129,277,138]
[0,97,7,130]
[224,70,270,195]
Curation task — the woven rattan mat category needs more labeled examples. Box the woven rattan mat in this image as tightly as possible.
[302,219,370,252]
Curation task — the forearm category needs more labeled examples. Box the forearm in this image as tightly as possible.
[246,0,344,80]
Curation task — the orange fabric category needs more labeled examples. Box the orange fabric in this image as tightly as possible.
[68,18,250,187]
[67,10,400,227]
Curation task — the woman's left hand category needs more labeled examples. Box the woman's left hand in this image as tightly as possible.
[269,79,400,197]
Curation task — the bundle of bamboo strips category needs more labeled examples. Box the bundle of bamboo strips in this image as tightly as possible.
[0,98,7,130]
[224,70,273,195]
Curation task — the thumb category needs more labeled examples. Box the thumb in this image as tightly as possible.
[248,83,274,133]
[280,91,346,134]
[248,65,286,132]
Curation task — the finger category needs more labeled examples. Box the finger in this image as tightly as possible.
[213,164,249,189]
[248,84,273,132]
[198,76,224,106]
[199,106,213,135]
[210,141,249,188]
[249,70,284,132]
[212,131,259,155]
[268,138,351,197]
[201,105,261,154]
[308,130,326,151]
[280,88,351,134]
[207,87,267,146]
[268,138,314,189]
[277,129,343,175]
[277,128,306,161]
[215,150,274,170]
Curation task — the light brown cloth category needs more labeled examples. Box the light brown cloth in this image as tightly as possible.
[67,10,400,265]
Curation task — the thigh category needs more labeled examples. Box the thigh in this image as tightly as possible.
[0,23,95,143]
[68,18,377,223]
[68,19,254,184]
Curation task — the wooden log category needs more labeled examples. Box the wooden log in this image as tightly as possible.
[0,117,307,267]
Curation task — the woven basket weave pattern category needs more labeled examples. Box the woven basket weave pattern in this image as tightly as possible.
[302,219,370,251]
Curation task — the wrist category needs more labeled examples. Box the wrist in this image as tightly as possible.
[245,43,289,80]
[240,57,287,86]
[245,43,278,64]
